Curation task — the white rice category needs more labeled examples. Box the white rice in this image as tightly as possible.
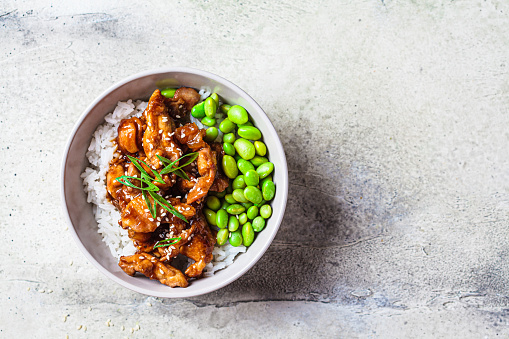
[80,96,245,276]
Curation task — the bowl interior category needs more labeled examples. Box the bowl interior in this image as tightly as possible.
[61,68,288,297]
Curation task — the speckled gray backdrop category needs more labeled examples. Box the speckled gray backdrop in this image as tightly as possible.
[1,0,509,337]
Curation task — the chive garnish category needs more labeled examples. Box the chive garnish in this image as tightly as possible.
[153,236,182,249]
[115,153,198,223]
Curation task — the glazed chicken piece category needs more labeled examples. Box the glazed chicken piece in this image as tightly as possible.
[175,123,209,152]
[119,253,188,288]
[142,90,183,169]
[106,162,125,201]
[164,87,201,119]
[179,214,215,278]
[117,117,144,154]
[121,195,158,233]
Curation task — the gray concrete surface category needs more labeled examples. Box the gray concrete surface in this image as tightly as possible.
[2,0,509,337]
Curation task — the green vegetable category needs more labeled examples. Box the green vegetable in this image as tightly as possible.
[250,156,268,167]
[252,216,266,232]
[244,169,259,186]
[191,101,206,118]
[216,209,228,229]
[226,204,246,215]
[222,155,238,179]
[216,229,229,246]
[228,215,239,232]
[220,104,231,114]
[223,142,236,156]
[232,188,249,203]
[229,230,243,247]
[238,213,248,225]
[203,208,217,226]
[262,180,275,201]
[259,204,272,219]
[227,105,249,124]
[234,138,256,160]
[204,97,217,118]
[238,126,262,140]
[254,141,267,156]
[161,88,176,98]
[219,118,236,133]
[154,236,181,249]
[242,222,255,246]
[237,158,255,175]
[221,200,231,210]
[224,193,236,204]
[204,127,218,142]
[244,186,263,204]
[201,116,216,127]
[232,175,246,190]
[206,196,221,211]
[210,93,219,106]
[223,133,236,144]
[256,161,274,179]
[247,205,259,219]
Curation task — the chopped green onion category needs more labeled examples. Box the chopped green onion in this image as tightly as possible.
[154,236,182,249]
[148,190,188,223]
[115,175,159,191]
[126,155,165,184]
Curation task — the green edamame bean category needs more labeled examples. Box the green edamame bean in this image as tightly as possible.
[247,205,259,219]
[261,175,273,187]
[244,186,263,204]
[206,196,221,211]
[256,162,274,179]
[262,180,275,201]
[237,158,255,174]
[232,189,249,203]
[223,142,236,156]
[228,216,239,232]
[255,199,266,207]
[238,213,248,225]
[238,126,262,140]
[244,169,259,186]
[204,97,217,118]
[241,201,253,208]
[227,105,249,124]
[232,175,246,190]
[238,121,253,127]
[161,88,176,98]
[204,127,219,142]
[223,133,236,144]
[226,204,246,215]
[216,209,228,229]
[229,230,243,247]
[225,193,236,204]
[251,156,268,167]
[252,216,266,232]
[254,141,267,156]
[242,222,255,246]
[222,155,238,179]
[221,200,231,210]
[191,101,206,118]
[219,118,236,133]
[201,116,216,127]
[216,228,229,246]
[203,208,217,226]
[260,204,272,219]
[234,154,242,162]
[220,104,231,114]
[234,138,256,160]
[210,93,219,106]
[211,190,226,198]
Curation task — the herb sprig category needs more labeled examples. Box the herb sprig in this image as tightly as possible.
[115,153,198,223]
[153,236,182,249]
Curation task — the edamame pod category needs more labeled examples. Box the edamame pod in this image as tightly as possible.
[252,216,266,232]
[256,162,274,179]
[242,222,255,246]
[222,155,238,179]
[244,186,263,204]
[227,105,249,124]
[238,126,262,140]
[234,138,256,160]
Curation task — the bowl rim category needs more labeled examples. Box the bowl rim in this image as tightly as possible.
[60,67,289,298]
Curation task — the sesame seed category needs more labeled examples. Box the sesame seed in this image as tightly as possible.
[156,222,160,226]
[148,218,154,221]
[159,129,162,134]
[139,256,145,260]
[176,115,180,118]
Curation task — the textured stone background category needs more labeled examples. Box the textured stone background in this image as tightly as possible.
[2,0,509,337]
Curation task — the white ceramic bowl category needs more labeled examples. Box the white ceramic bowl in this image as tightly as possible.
[61,67,288,298]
